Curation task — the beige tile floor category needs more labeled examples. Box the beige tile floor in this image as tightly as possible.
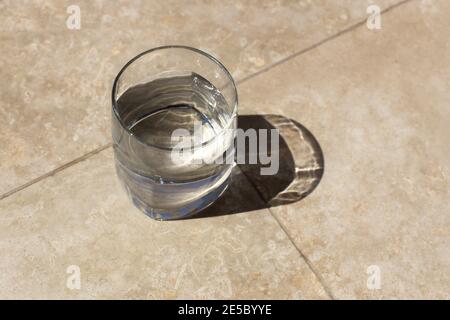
[0,0,400,195]
[0,0,448,299]
[0,151,328,299]
[239,0,450,299]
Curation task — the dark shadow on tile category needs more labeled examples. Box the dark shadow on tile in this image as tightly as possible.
[192,166,267,219]
[189,114,324,219]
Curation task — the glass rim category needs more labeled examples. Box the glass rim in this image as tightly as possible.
[111,45,238,150]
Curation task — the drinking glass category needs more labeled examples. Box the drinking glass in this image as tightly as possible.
[112,46,237,220]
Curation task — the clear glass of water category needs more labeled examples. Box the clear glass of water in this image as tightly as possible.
[112,46,237,220]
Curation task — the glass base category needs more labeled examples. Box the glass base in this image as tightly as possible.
[114,155,233,220]
[123,176,229,220]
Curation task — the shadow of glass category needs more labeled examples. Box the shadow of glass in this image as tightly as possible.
[190,114,324,219]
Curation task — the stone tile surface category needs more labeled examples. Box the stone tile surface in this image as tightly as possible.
[0,149,329,299]
[0,0,401,195]
[238,0,450,299]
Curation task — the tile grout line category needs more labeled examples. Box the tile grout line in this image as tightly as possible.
[1,1,413,202]
[0,143,113,201]
[236,0,416,300]
[235,0,415,86]
[239,168,336,299]
[268,209,337,299]
[0,0,415,299]
[0,1,413,205]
